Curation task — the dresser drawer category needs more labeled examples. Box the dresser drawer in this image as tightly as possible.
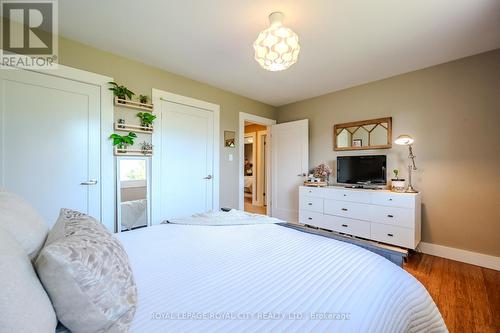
[322,215,371,239]
[299,196,323,213]
[371,192,415,208]
[371,223,415,248]
[299,186,324,198]
[323,188,371,204]
[324,199,371,221]
[299,210,324,226]
[370,206,414,228]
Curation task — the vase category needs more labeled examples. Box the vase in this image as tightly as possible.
[391,179,406,192]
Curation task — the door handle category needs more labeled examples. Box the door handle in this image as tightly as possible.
[203,175,213,180]
[80,179,98,185]
[297,173,306,177]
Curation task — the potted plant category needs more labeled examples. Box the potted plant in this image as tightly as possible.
[117,118,126,129]
[109,132,137,150]
[108,82,135,102]
[391,169,405,192]
[137,112,157,129]
[140,141,153,155]
[139,94,150,104]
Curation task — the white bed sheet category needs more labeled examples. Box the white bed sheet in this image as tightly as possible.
[117,223,447,333]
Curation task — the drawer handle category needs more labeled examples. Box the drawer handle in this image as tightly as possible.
[308,217,312,220]
[387,214,394,218]
[343,194,347,197]
[341,208,348,211]
[341,224,348,227]
[389,198,393,201]
[387,233,394,237]
[308,203,312,206]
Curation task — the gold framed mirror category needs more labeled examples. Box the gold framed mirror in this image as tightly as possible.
[333,117,392,151]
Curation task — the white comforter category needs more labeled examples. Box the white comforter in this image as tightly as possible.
[117,223,446,333]
[167,209,282,226]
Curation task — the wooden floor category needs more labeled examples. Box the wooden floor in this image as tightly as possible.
[404,253,500,333]
[244,197,266,215]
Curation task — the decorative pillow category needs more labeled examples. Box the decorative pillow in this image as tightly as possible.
[0,189,48,259]
[0,228,57,333]
[35,209,137,333]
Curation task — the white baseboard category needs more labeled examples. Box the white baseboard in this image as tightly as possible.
[418,242,500,271]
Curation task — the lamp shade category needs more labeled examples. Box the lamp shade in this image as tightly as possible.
[395,134,415,145]
[253,12,300,71]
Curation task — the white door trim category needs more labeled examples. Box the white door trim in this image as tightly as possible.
[151,89,220,224]
[238,112,276,212]
[1,64,114,231]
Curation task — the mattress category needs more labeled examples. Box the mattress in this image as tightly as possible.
[117,223,447,333]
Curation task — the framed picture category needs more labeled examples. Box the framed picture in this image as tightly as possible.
[224,130,236,148]
[352,139,362,147]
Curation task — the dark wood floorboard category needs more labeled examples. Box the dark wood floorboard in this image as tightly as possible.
[404,253,500,333]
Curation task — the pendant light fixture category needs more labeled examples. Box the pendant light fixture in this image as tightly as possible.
[253,12,300,71]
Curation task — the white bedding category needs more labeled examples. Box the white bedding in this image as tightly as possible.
[117,223,447,333]
[166,209,282,226]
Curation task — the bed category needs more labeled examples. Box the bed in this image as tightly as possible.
[116,212,447,333]
[120,199,147,230]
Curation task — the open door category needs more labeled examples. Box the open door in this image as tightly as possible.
[270,119,308,222]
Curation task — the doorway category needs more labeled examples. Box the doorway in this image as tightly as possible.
[239,112,276,215]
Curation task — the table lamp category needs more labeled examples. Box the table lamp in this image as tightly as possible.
[395,134,418,193]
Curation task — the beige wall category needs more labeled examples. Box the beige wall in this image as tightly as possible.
[57,37,277,209]
[277,49,500,257]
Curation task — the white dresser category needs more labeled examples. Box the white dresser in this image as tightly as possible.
[299,186,421,249]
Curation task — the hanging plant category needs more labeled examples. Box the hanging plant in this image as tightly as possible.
[109,132,137,149]
[108,82,135,101]
[137,112,157,128]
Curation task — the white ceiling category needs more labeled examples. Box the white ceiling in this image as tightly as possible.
[58,0,500,106]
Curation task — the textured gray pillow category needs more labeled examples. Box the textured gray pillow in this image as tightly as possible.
[0,189,48,259]
[0,228,57,333]
[36,209,137,333]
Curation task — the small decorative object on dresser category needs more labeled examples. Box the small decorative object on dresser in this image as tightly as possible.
[391,169,405,192]
[313,163,332,183]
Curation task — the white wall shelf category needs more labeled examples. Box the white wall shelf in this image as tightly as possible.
[114,96,154,112]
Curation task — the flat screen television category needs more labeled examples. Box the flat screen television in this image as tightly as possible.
[337,155,387,185]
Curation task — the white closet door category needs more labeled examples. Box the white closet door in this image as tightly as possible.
[271,119,308,222]
[0,69,101,226]
[157,100,214,220]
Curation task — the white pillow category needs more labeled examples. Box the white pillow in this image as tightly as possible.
[0,228,57,333]
[36,209,137,333]
[0,189,48,259]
